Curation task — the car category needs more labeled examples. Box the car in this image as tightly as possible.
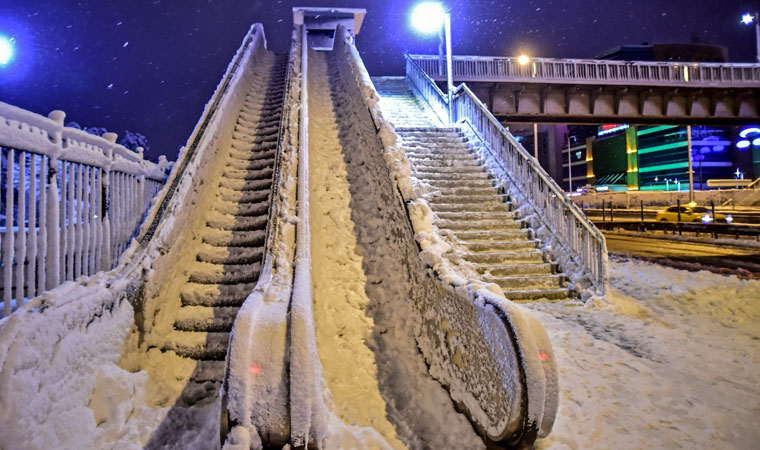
[655,205,730,223]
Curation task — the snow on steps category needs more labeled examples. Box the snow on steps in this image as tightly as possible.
[159,55,288,378]
[393,125,572,303]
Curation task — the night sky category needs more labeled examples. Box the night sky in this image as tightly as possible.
[0,0,756,162]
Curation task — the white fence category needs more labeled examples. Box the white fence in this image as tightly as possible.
[409,54,760,88]
[406,55,607,293]
[0,103,169,316]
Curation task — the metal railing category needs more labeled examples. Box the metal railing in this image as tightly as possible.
[405,55,607,293]
[0,103,168,316]
[409,54,760,88]
[405,56,449,123]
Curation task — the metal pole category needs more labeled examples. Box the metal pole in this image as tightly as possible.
[444,13,453,126]
[534,123,539,160]
[567,136,572,193]
[687,125,694,203]
[755,12,760,63]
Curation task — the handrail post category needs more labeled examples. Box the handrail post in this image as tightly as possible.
[444,13,453,125]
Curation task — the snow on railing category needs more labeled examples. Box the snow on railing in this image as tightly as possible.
[409,54,760,88]
[405,55,607,295]
[0,104,168,316]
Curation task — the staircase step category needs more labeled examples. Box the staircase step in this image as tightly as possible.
[426,194,510,205]
[180,283,255,307]
[222,166,274,181]
[206,214,268,231]
[459,240,539,252]
[190,360,227,383]
[214,200,269,217]
[486,274,565,290]
[505,288,571,302]
[218,178,273,191]
[463,250,545,264]
[163,331,230,361]
[227,157,275,171]
[202,229,267,247]
[174,306,239,332]
[196,245,265,265]
[430,202,512,213]
[438,219,524,232]
[435,210,517,221]
[477,263,556,277]
[219,188,271,204]
[187,261,262,285]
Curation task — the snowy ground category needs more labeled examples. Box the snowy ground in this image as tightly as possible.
[530,257,760,450]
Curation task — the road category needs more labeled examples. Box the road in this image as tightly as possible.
[603,232,760,277]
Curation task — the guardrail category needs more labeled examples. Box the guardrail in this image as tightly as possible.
[405,55,607,294]
[0,104,168,316]
[594,220,760,240]
[408,54,760,88]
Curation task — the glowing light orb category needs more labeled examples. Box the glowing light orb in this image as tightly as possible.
[0,35,14,66]
[517,54,531,65]
[741,13,755,26]
[411,2,446,34]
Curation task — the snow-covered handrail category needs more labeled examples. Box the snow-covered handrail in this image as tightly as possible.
[404,54,607,295]
[409,54,760,88]
[0,102,168,317]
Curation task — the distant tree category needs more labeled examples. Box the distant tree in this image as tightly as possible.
[118,130,150,153]
[65,122,149,153]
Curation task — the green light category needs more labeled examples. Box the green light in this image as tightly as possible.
[638,140,688,155]
[636,125,678,136]
[639,162,689,173]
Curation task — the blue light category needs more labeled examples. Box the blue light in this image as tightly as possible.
[0,35,14,66]
[737,140,751,149]
[411,2,446,34]
[741,13,755,26]
[739,126,760,138]
[754,137,760,146]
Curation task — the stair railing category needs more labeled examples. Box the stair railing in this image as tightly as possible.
[405,54,607,295]
[0,103,169,316]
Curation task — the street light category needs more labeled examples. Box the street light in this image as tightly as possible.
[411,2,454,125]
[740,12,760,62]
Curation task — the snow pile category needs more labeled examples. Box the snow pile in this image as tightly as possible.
[529,258,760,449]
[334,26,557,446]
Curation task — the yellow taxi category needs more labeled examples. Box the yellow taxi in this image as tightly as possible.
[655,204,730,223]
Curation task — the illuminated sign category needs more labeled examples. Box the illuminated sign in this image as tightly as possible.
[737,126,760,150]
[598,124,630,136]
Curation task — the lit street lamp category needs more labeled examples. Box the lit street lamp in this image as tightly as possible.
[740,12,760,63]
[411,2,454,125]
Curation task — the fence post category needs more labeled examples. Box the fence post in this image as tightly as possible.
[602,200,606,221]
[45,110,65,290]
[100,140,115,271]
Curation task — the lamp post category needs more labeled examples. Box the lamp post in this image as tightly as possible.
[411,2,454,125]
[741,12,760,63]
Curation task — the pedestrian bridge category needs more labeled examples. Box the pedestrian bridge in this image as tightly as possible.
[408,54,760,124]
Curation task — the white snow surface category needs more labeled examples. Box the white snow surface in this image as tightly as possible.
[531,258,760,450]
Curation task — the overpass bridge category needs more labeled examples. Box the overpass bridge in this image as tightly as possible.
[409,54,760,124]
[0,8,617,450]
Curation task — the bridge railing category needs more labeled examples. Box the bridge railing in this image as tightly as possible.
[409,54,760,88]
[405,55,607,294]
[0,103,168,316]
